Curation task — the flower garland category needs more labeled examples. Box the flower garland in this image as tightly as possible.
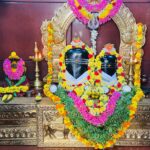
[43,19,145,150]
[73,44,126,97]
[78,0,107,12]
[44,37,144,149]
[51,42,144,149]
[3,58,25,80]
[0,86,29,94]
[68,91,121,126]
[58,39,95,91]
[0,52,29,95]
[134,23,145,87]
[81,86,110,114]
[95,44,126,90]
[43,22,61,103]
[55,87,144,149]
[68,0,123,25]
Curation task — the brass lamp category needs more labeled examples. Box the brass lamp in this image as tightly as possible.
[29,42,43,90]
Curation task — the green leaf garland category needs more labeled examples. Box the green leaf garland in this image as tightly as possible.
[55,87,135,145]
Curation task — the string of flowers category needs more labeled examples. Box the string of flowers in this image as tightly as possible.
[3,58,25,80]
[78,0,108,12]
[0,86,29,93]
[73,44,126,97]
[43,22,60,102]
[133,23,145,87]
[45,39,144,149]
[55,87,144,149]
[43,15,145,150]
[53,41,144,149]
[79,86,110,114]
[68,0,123,25]
[68,91,121,126]
[95,44,126,90]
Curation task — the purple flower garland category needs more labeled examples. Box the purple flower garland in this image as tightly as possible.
[68,91,121,126]
[3,58,25,80]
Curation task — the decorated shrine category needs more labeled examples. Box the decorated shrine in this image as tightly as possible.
[0,0,149,149]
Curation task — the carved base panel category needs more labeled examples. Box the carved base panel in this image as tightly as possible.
[0,97,150,147]
[37,98,150,147]
[0,98,37,145]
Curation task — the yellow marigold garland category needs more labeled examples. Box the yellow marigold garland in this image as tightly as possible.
[0,86,29,93]
[43,22,60,102]
[134,23,145,87]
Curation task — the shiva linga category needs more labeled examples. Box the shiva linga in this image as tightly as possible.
[29,42,43,90]
[65,47,89,79]
[101,55,117,77]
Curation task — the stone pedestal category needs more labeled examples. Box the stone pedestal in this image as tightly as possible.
[0,97,149,147]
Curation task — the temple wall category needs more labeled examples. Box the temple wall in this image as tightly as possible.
[0,0,149,86]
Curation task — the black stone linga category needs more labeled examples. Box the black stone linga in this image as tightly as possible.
[65,48,89,79]
[101,55,117,76]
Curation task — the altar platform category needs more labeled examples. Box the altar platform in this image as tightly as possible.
[0,97,149,147]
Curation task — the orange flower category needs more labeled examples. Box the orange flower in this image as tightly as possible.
[128,105,136,111]
[105,43,113,51]
[118,130,124,136]
[56,104,64,109]
[123,121,131,128]
[54,96,60,102]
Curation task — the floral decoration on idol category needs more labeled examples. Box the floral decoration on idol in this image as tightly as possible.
[0,51,29,102]
[43,1,145,149]
[3,52,25,80]
[44,39,144,149]
[95,43,126,90]
[58,38,94,91]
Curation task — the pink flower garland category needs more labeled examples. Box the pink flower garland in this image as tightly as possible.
[100,0,123,24]
[3,58,25,80]
[68,0,123,25]
[68,91,121,126]
[78,0,107,12]
[68,0,89,24]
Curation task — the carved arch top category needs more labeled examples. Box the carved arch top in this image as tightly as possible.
[41,3,146,82]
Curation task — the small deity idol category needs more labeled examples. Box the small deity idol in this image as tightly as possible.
[2,51,29,102]
[101,44,118,86]
[98,43,131,92]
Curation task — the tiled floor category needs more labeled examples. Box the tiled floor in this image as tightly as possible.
[0,147,149,150]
